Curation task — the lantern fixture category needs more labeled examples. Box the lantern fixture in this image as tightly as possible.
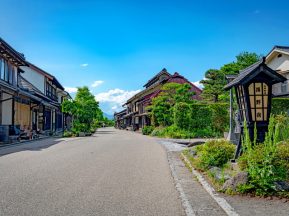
[224,57,286,159]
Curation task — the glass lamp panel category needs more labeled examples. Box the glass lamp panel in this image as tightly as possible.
[250,96,255,108]
[256,109,263,121]
[263,95,268,108]
[255,96,263,108]
[263,83,268,95]
[248,83,254,95]
[255,83,262,95]
[251,109,256,121]
[264,109,268,121]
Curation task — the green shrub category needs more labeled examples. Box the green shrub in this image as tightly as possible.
[274,114,289,142]
[163,125,192,138]
[63,130,73,137]
[272,98,289,115]
[195,139,235,169]
[274,140,289,178]
[239,115,289,195]
[191,104,212,130]
[142,126,155,135]
[209,103,229,133]
[238,144,264,171]
[174,102,192,130]
[151,127,165,137]
[149,102,229,139]
[191,128,220,138]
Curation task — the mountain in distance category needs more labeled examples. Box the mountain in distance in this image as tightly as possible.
[103,113,114,120]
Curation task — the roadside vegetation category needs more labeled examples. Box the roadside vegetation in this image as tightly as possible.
[183,113,289,198]
[61,86,109,137]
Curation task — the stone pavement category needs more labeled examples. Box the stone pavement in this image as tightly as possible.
[158,139,289,216]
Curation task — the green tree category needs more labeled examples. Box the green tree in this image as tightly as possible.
[148,83,195,126]
[221,52,261,75]
[200,69,225,102]
[200,52,261,102]
[62,86,103,133]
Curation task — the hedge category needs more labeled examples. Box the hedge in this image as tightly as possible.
[191,104,212,130]
[193,103,229,133]
[174,102,192,130]
[272,98,289,114]
[210,103,230,133]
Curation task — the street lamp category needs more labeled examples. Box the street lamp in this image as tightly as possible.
[224,57,286,159]
[225,74,238,145]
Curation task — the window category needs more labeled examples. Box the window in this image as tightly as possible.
[0,57,4,80]
[0,57,14,84]
[8,64,14,84]
[46,82,57,101]
[248,82,268,122]
[4,60,9,82]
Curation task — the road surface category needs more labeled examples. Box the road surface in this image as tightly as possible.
[0,128,185,216]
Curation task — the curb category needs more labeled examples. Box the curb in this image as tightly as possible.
[167,152,196,216]
[181,153,239,216]
[0,136,52,150]
[0,135,84,151]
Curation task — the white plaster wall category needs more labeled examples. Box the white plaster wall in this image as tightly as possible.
[20,66,45,93]
[267,54,289,71]
[267,53,289,94]
[57,90,65,103]
[2,93,13,125]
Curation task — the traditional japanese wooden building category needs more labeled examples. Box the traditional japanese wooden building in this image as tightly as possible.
[0,37,70,143]
[115,68,202,130]
[266,46,289,98]
[114,109,127,129]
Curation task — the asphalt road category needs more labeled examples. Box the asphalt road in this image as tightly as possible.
[0,128,185,216]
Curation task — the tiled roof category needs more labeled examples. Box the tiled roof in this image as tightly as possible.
[143,68,171,88]
[167,72,202,94]
[266,45,289,58]
[224,60,262,89]
[0,37,28,66]
[224,58,287,90]
[274,46,289,53]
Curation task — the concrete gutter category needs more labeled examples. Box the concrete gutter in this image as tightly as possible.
[181,153,239,216]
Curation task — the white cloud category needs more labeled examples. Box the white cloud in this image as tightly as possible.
[95,88,141,113]
[91,80,104,88]
[81,63,88,67]
[95,88,140,104]
[192,80,203,89]
[65,87,78,93]
[111,105,118,110]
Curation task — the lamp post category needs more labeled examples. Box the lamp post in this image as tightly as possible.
[224,57,286,159]
[225,75,238,144]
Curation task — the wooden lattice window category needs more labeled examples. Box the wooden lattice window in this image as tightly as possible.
[248,83,268,122]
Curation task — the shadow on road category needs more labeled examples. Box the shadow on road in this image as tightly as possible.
[94,131,115,134]
[0,138,62,157]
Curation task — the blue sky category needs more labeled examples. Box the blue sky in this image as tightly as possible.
[1,0,289,114]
